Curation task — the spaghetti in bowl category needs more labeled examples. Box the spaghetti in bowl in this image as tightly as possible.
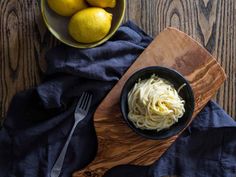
[120,66,194,140]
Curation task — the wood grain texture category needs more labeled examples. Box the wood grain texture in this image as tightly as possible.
[72,28,226,177]
[0,0,235,124]
[0,0,58,123]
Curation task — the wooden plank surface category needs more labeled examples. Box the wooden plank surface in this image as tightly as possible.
[0,0,235,124]
[72,27,226,177]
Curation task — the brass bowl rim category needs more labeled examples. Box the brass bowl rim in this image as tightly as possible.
[40,0,126,48]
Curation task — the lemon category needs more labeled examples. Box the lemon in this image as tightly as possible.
[68,8,112,43]
[47,0,88,16]
[86,0,116,8]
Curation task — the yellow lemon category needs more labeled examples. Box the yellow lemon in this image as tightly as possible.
[86,0,116,8]
[68,8,112,43]
[47,0,88,16]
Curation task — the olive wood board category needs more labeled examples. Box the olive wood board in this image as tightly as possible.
[73,28,226,177]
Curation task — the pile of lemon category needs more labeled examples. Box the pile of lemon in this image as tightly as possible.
[47,0,116,43]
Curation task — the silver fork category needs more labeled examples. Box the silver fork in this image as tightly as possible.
[50,92,92,177]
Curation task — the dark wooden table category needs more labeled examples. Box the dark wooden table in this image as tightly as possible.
[0,0,235,124]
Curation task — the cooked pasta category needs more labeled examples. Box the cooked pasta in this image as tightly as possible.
[127,74,185,131]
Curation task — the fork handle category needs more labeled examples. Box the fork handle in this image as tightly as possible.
[50,121,79,177]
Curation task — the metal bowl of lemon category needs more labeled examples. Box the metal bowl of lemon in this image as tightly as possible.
[41,0,126,48]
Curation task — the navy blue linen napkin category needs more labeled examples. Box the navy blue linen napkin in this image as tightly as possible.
[0,21,235,177]
[0,21,151,177]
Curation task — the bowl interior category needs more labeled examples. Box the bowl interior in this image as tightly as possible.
[41,0,125,48]
[120,66,195,140]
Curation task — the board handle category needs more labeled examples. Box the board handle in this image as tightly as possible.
[73,163,109,177]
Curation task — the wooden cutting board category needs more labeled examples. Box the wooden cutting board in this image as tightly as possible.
[73,28,226,177]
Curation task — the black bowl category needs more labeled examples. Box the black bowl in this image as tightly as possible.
[120,66,195,140]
